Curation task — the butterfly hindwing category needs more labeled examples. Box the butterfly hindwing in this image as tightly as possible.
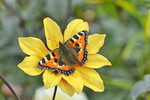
[57,63,75,75]
[76,48,88,65]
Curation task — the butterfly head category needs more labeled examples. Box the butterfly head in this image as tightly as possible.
[59,41,63,46]
[58,41,66,51]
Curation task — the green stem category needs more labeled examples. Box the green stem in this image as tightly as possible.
[52,86,58,100]
[0,75,21,100]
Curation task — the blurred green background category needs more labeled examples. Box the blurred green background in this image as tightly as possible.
[0,0,150,100]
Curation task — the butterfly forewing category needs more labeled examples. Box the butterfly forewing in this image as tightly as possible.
[66,30,88,65]
[67,31,88,48]
[38,51,59,71]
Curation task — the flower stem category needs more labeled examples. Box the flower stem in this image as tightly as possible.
[0,74,21,100]
[52,86,58,100]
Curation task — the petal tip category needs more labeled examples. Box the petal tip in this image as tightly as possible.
[106,60,112,66]
[17,62,22,67]
[43,17,51,21]
[43,17,54,25]
[109,62,112,66]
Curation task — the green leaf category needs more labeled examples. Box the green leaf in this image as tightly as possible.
[0,93,5,100]
[145,9,150,38]
[131,74,150,100]
[116,1,145,27]
[121,33,143,60]
[102,75,134,90]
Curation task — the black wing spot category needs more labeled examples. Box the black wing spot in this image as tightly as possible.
[70,38,74,43]
[78,32,83,36]
[73,35,79,39]
[42,59,45,63]
[54,58,58,63]
[75,43,79,47]
[46,54,51,60]
[78,30,87,36]
[52,52,56,57]
[82,30,87,33]
[38,62,41,65]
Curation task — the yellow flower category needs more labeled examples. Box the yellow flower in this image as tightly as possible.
[18,17,111,96]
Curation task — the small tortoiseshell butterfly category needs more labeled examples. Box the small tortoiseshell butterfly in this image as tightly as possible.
[38,31,88,75]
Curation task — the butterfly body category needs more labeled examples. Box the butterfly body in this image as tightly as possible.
[38,31,88,75]
[58,42,80,67]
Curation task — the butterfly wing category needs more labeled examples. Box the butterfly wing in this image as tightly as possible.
[38,50,59,71]
[38,50,75,75]
[66,30,88,65]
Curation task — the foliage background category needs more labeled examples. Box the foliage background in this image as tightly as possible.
[0,0,150,100]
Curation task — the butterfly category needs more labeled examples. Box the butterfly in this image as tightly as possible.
[38,30,88,75]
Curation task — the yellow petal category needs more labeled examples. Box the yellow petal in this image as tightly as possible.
[44,17,63,50]
[18,37,49,57]
[77,67,104,92]
[87,34,106,54]
[85,54,112,68]
[64,19,89,41]
[62,71,83,94]
[59,79,75,96]
[43,70,62,88]
[18,56,43,76]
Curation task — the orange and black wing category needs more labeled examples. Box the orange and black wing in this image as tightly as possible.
[38,50,75,75]
[57,61,75,75]
[66,30,88,65]
[38,50,59,71]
